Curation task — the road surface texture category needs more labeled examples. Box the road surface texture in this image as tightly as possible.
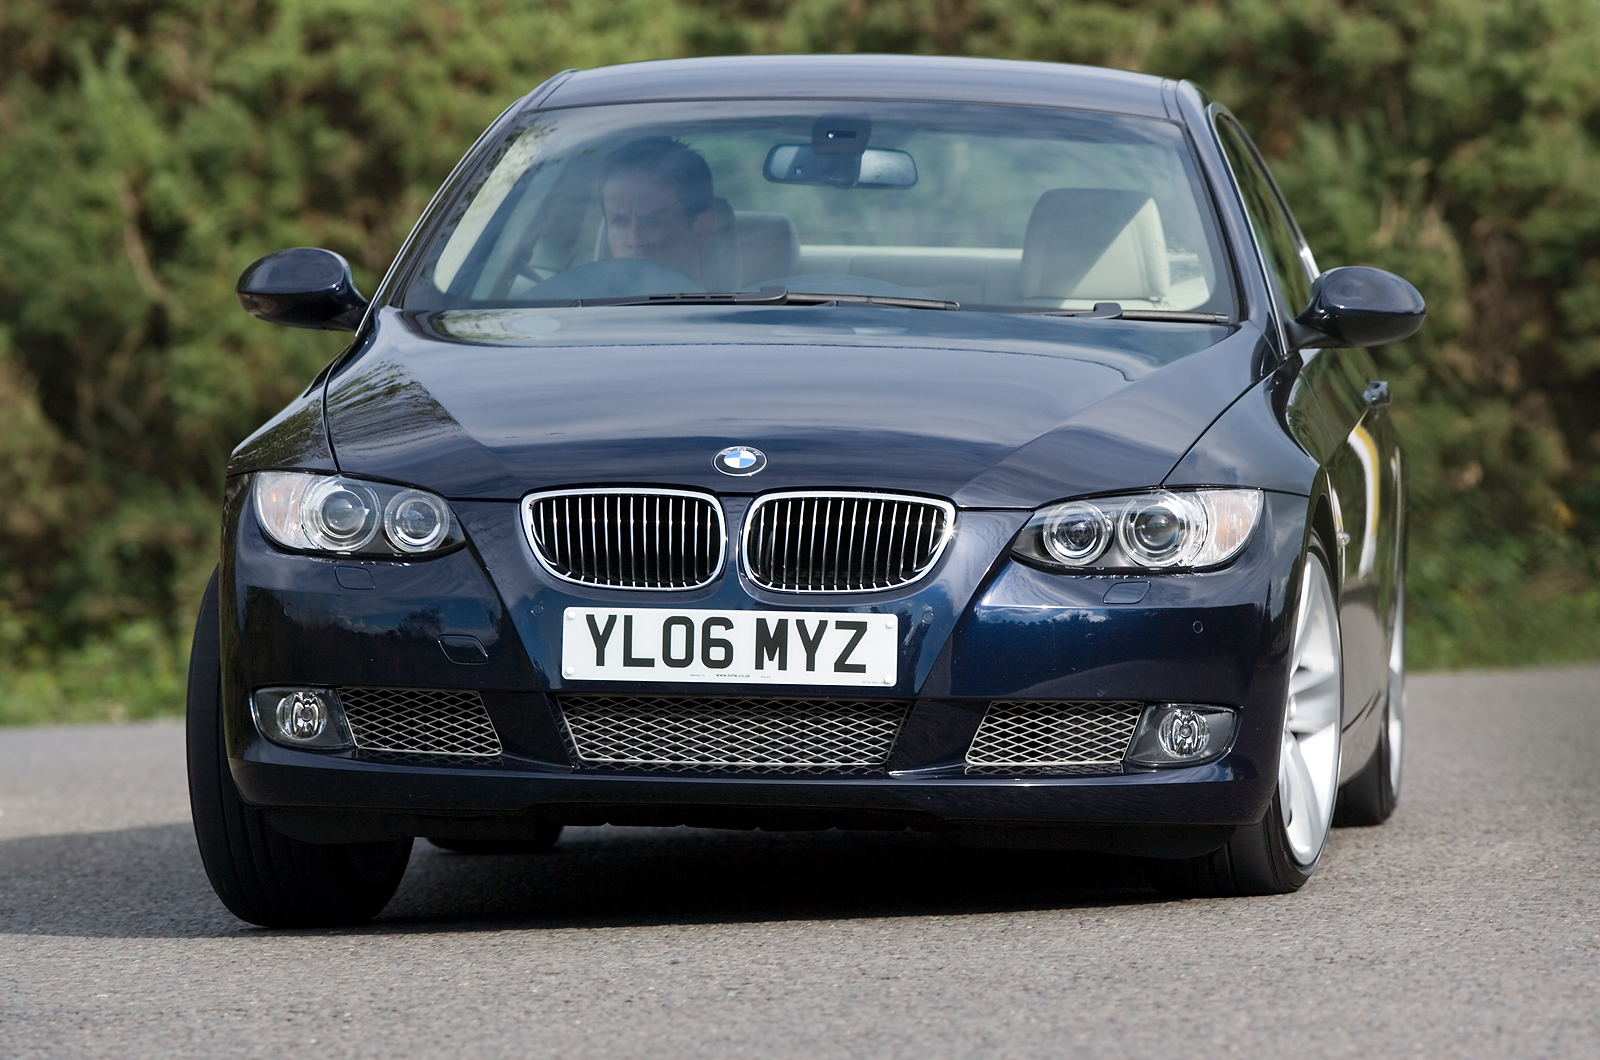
[2,666,1597,1059]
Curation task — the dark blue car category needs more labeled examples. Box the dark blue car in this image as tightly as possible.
[188,55,1424,926]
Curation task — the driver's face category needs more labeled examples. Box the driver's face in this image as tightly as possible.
[603,172,715,282]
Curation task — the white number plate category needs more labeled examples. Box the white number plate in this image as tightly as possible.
[560,608,899,687]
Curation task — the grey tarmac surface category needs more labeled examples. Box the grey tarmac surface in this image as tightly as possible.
[2,666,1598,1059]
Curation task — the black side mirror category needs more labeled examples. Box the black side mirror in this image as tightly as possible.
[1286,266,1425,349]
[236,248,369,331]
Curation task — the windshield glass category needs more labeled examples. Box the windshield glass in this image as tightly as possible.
[402,101,1234,316]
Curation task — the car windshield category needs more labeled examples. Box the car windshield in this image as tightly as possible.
[402,100,1235,317]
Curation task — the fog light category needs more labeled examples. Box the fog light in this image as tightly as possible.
[1126,703,1237,768]
[251,687,353,751]
[281,690,329,739]
[1159,708,1209,757]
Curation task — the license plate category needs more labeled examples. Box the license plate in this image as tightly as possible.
[560,608,898,687]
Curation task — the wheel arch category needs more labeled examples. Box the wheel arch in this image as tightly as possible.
[1307,478,1341,595]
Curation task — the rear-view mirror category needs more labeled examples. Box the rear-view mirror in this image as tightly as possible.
[763,145,917,188]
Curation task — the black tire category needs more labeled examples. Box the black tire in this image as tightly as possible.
[1334,705,1398,826]
[427,825,564,855]
[1148,539,1342,898]
[1335,576,1404,827]
[1147,790,1315,897]
[187,569,412,928]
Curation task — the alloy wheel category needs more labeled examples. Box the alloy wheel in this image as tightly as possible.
[1281,553,1342,866]
[1386,584,1405,796]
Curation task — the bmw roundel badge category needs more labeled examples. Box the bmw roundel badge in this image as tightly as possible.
[714,445,767,476]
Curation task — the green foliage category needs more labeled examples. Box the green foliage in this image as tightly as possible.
[1,0,1596,723]
[0,618,184,726]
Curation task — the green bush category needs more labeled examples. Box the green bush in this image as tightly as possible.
[1,0,1596,723]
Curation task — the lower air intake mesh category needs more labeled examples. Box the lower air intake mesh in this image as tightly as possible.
[557,695,909,773]
[965,701,1143,775]
[338,687,503,756]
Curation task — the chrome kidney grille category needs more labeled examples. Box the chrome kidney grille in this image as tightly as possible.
[524,489,725,590]
[965,701,1143,775]
[743,492,955,593]
[557,695,909,773]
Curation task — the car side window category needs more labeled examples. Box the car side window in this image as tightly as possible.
[1214,115,1314,321]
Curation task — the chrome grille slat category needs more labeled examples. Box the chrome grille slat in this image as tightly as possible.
[524,489,724,590]
[805,497,817,587]
[965,701,1144,776]
[606,495,616,583]
[338,687,502,756]
[567,495,577,581]
[557,695,910,774]
[743,491,954,593]
[630,494,641,584]
[868,498,883,587]
[899,502,913,579]
[843,498,858,589]
[652,495,662,585]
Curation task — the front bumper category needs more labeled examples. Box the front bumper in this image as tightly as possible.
[221,483,1306,850]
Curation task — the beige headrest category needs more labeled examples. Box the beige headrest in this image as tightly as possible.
[699,198,741,291]
[735,211,800,286]
[1020,189,1171,303]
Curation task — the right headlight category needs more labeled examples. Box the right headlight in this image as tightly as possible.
[252,471,466,557]
[1012,488,1263,571]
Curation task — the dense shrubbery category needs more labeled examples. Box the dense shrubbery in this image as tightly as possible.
[2,0,1597,722]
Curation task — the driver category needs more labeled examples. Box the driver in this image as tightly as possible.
[599,138,718,284]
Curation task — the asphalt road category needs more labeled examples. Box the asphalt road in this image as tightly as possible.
[2,667,1598,1059]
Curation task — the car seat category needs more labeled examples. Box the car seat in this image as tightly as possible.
[699,199,741,291]
[733,212,800,287]
[589,201,800,291]
[1019,188,1171,307]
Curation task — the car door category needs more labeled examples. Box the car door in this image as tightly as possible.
[1212,111,1394,765]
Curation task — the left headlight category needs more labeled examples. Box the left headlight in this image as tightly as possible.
[1012,488,1263,572]
[252,471,466,557]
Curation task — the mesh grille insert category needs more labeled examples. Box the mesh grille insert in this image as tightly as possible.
[338,687,503,756]
[524,490,724,590]
[557,695,909,773]
[743,492,954,593]
[965,701,1143,775]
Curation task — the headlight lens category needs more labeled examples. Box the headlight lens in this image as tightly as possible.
[1014,489,1262,571]
[1042,502,1112,564]
[1118,491,1199,567]
[253,471,465,557]
[305,478,380,551]
[384,490,451,553]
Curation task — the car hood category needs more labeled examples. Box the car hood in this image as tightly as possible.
[312,306,1266,508]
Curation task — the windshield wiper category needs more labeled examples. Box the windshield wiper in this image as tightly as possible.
[575,286,959,311]
[783,290,959,311]
[1031,301,1231,324]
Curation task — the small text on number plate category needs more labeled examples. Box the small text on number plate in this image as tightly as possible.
[560,608,898,687]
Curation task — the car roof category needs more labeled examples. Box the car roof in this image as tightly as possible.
[540,54,1173,118]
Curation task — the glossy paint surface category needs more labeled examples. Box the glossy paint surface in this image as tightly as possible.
[540,54,1173,115]
[310,306,1251,506]
[218,56,1408,840]
[229,381,337,473]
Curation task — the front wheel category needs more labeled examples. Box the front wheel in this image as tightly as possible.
[186,569,412,928]
[1335,578,1404,826]
[1151,539,1344,897]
